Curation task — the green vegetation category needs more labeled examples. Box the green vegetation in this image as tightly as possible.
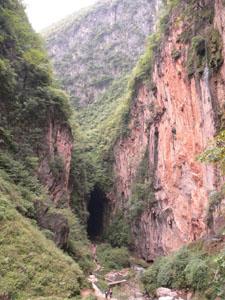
[95,279,108,292]
[61,208,94,273]
[205,189,225,229]
[0,173,84,299]
[199,130,225,172]
[44,0,174,217]
[170,0,223,77]
[104,212,131,247]
[71,76,129,194]
[0,1,94,298]
[45,0,158,108]
[199,130,225,230]
[127,0,180,101]
[187,30,223,77]
[187,35,207,76]
[177,0,214,45]
[83,296,97,300]
[171,48,181,61]
[49,154,65,180]
[0,0,71,163]
[65,0,182,222]
[142,244,225,298]
[128,149,156,220]
[97,243,130,272]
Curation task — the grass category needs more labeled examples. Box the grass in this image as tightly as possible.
[60,208,95,274]
[0,169,95,297]
[0,174,85,299]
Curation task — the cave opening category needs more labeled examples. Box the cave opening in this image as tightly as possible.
[87,186,108,240]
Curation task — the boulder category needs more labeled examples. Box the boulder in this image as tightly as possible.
[156,287,178,298]
[34,200,69,249]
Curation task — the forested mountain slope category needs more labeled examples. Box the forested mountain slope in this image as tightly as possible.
[0,1,91,298]
[44,0,161,214]
[44,0,160,108]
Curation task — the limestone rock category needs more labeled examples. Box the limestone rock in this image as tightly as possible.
[158,297,174,300]
[38,121,73,205]
[156,287,178,298]
[109,0,225,260]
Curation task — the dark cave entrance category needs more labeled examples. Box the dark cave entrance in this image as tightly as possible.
[87,186,108,240]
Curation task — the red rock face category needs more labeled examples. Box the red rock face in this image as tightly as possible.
[111,1,225,260]
[38,119,73,205]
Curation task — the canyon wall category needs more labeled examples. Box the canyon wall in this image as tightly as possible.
[43,0,162,209]
[38,119,73,205]
[111,0,225,261]
[44,0,225,259]
[0,0,73,207]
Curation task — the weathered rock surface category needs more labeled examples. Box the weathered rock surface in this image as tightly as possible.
[34,200,69,249]
[156,288,178,298]
[38,120,73,205]
[110,0,225,260]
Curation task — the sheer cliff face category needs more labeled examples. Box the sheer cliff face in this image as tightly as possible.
[111,0,225,261]
[44,0,160,108]
[38,120,73,205]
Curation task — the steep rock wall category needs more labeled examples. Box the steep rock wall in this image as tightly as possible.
[38,119,73,205]
[111,0,225,261]
[0,0,74,207]
[43,0,162,208]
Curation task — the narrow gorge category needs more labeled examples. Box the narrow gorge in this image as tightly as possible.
[0,0,225,299]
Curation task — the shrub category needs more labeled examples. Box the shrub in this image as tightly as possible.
[171,49,181,60]
[0,152,42,195]
[170,248,191,288]
[142,246,213,296]
[184,258,211,291]
[187,35,207,76]
[48,87,72,119]
[96,279,108,292]
[23,48,52,86]
[0,58,16,95]
[49,155,64,179]
[156,248,191,289]
[97,244,130,271]
[128,149,156,220]
[186,30,223,77]
[58,208,94,274]
[141,263,159,296]
[156,257,175,287]
[104,213,131,247]
[205,190,224,229]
